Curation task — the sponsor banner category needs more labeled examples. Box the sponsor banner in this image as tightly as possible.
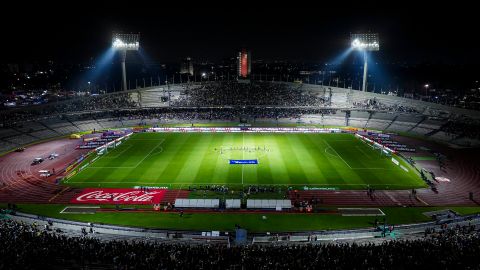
[303,186,337,191]
[66,170,77,179]
[85,141,106,145]
[77,145,98,149]
[70,188,167,204]
[150,127,340,134]
[356,133,396,154]
[79,163,89,172]
[384,144,407,148]
[133,186,169,190]
[83,136,101,142]
[230,159,258,164]
[92,139,112,142]
[102,135,122,139]
[377,140,395,144]
[391,158,400,166]
[396,147,416,152]
[435,177,450,182]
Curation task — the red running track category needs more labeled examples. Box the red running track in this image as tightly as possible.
[289,137,480,206]
[0,135,478,207]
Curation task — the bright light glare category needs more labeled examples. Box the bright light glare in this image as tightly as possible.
[112,38,139,50]
[351,39,379,50]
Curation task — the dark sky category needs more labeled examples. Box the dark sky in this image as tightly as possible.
[1,1,478,64]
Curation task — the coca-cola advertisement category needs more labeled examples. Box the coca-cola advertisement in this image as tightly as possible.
[70,188,167,204]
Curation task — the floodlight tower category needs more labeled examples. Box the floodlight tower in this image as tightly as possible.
[351,33,379,92]
[112,33,140,91]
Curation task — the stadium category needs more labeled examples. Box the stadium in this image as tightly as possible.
[1,79,480,265]
[1,5,480,269]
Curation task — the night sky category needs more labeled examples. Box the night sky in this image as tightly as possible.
[2,1,478,64]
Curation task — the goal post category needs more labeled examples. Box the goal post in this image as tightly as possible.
[95,132,133,155]
[355,133,396,157]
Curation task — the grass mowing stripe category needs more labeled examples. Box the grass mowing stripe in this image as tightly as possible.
[66,133,426,190]
[254,133,274,186]
[242,132,259,185]
[175,134,213,183]
[211,133,234,184]
[266,134,291,184]
[296,134,328,183]
[280,134,310,184]
[304,134,349,186]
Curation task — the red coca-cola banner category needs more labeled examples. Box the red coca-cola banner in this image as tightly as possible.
[70,188,167,205]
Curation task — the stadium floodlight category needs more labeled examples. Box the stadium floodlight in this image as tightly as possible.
[351,33,379,92]
[112,33,140,91]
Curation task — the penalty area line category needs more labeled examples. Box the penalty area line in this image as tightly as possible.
[133,139,165,168]
[322,139,353,169]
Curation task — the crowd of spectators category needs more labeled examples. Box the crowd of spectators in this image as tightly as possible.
[28,107,336,127]
[421,92,480,111]
[102,107,338,123]
[353,98,419,113]
[0,93,136,127]
[2,82,479,129]
[172,82,327,107]
[3,82,480,144]
[1,219,479,269]
[5,103,480,143]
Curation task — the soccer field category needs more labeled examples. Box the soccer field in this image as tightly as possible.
[66,132,426,190]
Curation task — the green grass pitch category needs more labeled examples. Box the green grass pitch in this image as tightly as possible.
[66,132,426,190]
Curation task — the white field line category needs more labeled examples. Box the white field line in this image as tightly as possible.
[103,145,133,159]
[324,140,389,170]
[66,181,415,186]
[148,147,164,157]
[132,138,165,168]
[355,146,373,160]
[88,139,165,169]
[322,139,352,169]
[60,206,100,214]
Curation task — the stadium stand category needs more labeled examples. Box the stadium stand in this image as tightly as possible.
[1,81,480,151]
[1,217,479,269]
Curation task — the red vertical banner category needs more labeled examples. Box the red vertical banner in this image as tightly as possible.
[241,51,248,77]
